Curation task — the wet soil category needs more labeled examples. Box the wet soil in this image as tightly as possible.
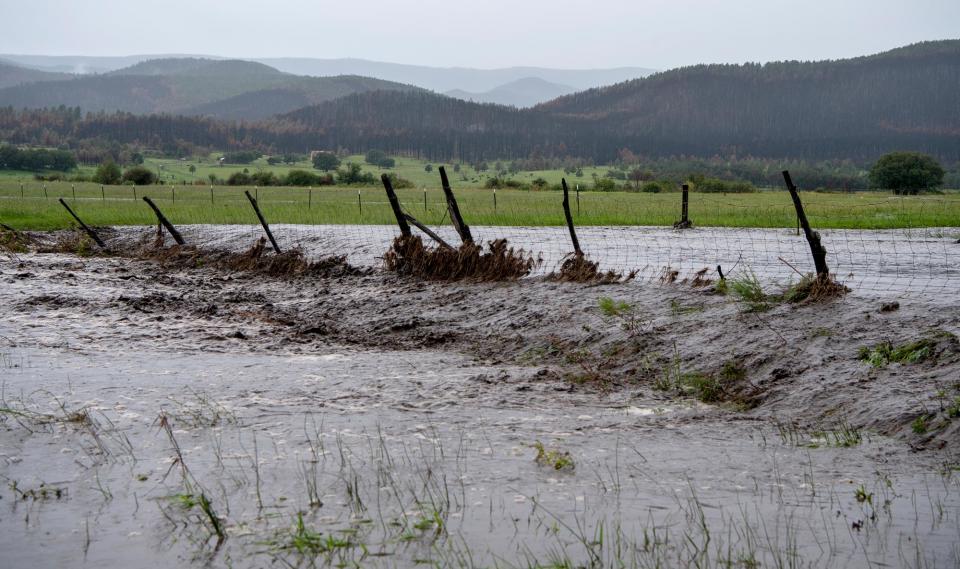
[1,240,959,568]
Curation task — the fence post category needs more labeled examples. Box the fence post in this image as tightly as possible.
[43,185,48,199]
[438,166,473,244]
[210,185,214,204]
[142,196,185,245]
[576,184,580,216]
[171,186,175,203]
[782,170,828,277]
[358,190,362,216]
[133,185,137,201]
[58,198,106,248]
[101,185,105,201]
[673,184,693,229]
[244,190,281,253]
[403,214,453,249]
[381,174,411,237]
[20,183,23,199]
[308,187,312,209]
[423,187,427,212]
[72,184,76,200]
[493,187,497,212]
[561,178,582,255]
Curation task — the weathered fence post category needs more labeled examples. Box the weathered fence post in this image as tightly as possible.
[381,174,411,237]
[171,186,176,203]
[357,190,362,216]
[20,183,24,199]
[673,184,693,229]
[438,166,473,244]
[576,184,580,216]
[132,185,137,201]
[100,185,105,201]
[423,187,427,212]
[58,198,106,248]
[782,170,828,277]
[244,190,281,254]
[71,184,76,200]
[561,178,583,255]
[142,196,185,245]
[493,187,497,212]
[308,187,312,209]
[43,185,48,199]
[210,185,214,204]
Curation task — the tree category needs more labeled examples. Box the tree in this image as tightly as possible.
[122,165,156,185]
[188,164,196,173]
[868,152,945,195]
[364,149,387,167]
[92,160,122,185]
[312,152,340,171]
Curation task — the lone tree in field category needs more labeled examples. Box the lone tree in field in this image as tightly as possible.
[312,152,340,171]
[869,152,944,195]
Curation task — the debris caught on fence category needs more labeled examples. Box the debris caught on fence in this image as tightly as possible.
[384,235,539,281]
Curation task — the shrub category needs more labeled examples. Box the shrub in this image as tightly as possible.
[93,160,122,184]
[695,178,756,193]
[226,171,252,185]
[642,181,664,193]
[122,165,157,185]
[312,152,340,171]
[220,151,260,164]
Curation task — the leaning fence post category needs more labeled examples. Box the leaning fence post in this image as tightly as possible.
[244,190,281,254]
[561,178,582,255]
[142,196,185,245]
[58,198,106,248]
[403,214,453,249]
[381,174,411,237]
[438,166,473,244]
[782,170,828,277]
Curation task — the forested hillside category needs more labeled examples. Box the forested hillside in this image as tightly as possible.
[0,42,957,165]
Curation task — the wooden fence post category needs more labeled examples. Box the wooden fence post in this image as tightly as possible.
[58,198,106,248]
[142,196,185,245]
[244,190,281,254]
[782,170,829,277]
[438,166,473,244]
[673,184,693,229]
[381,174,411,237]
[403,214,453,249]
[561,178,582,255]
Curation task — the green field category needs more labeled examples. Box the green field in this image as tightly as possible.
[2,178,959,231]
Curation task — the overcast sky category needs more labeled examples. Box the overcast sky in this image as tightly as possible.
[2,0,958,69]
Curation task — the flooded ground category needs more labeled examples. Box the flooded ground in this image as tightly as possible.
[107,223,960,295]
[2,229,960,568]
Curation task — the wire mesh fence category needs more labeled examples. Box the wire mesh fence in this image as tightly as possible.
[2,179,958,297]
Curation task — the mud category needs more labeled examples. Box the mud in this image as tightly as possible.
[2,236,960,568]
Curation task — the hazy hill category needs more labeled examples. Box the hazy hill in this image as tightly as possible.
[0,60,73,89]
[256,58,655,93]
[445,77,576,107]
[185,76,423,120]
[0,53,655,97]
[0,58,416,117]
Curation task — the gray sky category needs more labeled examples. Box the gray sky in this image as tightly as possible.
[2,0,958,69]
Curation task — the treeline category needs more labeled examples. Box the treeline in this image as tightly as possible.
[0,144,76,171]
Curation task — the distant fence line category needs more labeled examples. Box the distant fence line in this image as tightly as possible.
[2,170,959,298]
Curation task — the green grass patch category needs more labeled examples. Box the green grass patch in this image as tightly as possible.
[3,176,960,230]
[858,339,937,367]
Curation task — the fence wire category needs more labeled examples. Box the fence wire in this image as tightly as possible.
[3,181,958,298]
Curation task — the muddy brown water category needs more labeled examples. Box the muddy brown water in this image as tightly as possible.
[2,233,960,568]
